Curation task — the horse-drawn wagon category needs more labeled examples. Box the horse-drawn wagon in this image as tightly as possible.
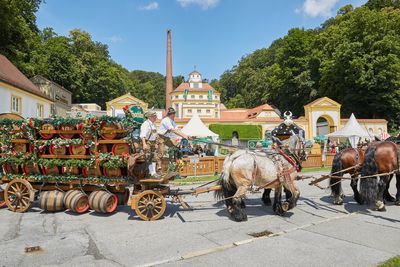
[0,107,205,220]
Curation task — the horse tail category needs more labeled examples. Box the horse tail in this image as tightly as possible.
[360,147,378,204]
[329,151,343,197]
[215,154,236,200]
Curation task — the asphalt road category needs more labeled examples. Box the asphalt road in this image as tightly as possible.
[0,171,399,267]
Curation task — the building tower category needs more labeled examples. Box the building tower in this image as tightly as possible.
[166,29,173,110]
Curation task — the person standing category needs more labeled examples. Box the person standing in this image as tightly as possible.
[140,109,160,178]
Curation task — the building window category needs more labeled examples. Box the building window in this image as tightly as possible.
[197,109,201,113]
[36,103,44,118]
[199,95,203,99]
[11,95,22,113]
[175,95,179,99]
[214,96,218,99]
[193,83,199,89]
[188,109,192,113]
[206,109,210,113]
[191,95,195,99]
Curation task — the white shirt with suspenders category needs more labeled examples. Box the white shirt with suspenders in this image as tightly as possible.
[140,119,157,142]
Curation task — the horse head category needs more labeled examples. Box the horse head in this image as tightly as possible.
[284,134,312,162]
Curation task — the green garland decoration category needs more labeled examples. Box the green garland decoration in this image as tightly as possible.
[4,173,129,183]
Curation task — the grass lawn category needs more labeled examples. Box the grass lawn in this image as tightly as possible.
[378,256,400,267]
[301,166,331,173]
[171,175,219,184]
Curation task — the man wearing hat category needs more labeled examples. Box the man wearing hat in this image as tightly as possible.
[158,107,190,148]
[140,109,160,178]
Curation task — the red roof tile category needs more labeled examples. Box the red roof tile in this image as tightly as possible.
[173,82,220,94]
[0,54,52,101]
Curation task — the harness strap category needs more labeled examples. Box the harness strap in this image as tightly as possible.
[279,150,300,172]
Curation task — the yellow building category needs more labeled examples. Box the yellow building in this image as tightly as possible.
[106,93,148,117]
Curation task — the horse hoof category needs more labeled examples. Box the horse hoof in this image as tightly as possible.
[394,200,400,206]
[282,202,289,212]
[333,197,343,205]
[375,201,386,212]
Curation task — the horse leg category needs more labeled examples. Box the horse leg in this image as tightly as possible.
[375,176,388,212]
[395,173,400,206]
[273,185,285,216]
[262,188,272,206]
[383,174,395,202]
[351,175,362,205]
[284,187,292,202]
[230,185,248,222]
[330,175,343,205]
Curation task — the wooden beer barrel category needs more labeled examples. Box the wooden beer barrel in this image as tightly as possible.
[64,190,89,214]
[82,166,102,177]
[39,123,54,139]
[115,188,130,205]
[89,144,108,155]
[61,166,80,175]
[100,122,118,140]
[49,144,66,155]
[2,164,19,174]
[12,143,27,153]
[41,166,60,175]
[69,144,87,155]
[103,167,122,177]
[111,143,130,155]
[88,191,118,213]
[39,190,65,212]
[58,124,76,139]
[22,164,41,175]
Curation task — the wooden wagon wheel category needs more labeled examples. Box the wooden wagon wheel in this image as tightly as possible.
[4,179,35,212]
[134,190,166,221]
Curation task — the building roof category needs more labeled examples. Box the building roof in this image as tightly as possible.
[0,54,52,101]
[31,75,72,94]
[304,96,341,108]
[189,70,201,76]
[341,118,387,123]
[173,82,220,94]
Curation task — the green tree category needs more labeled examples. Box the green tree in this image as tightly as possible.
[0,0,42,74]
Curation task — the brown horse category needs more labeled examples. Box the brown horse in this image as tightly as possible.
[329,146,367,205]
[330,143,396,205]
[360,141,400,211]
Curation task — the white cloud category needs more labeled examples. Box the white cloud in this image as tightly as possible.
[139,2,159,11]
[108,35,123,44]
[298,0,340,18]
[177,0,220,10]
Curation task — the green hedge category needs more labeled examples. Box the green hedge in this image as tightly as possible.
[209,124,263,140]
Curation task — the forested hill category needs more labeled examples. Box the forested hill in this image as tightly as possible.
[215,0,400,130]
[0,0,184,109]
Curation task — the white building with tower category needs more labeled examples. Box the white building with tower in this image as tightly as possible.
[171,70,222,119]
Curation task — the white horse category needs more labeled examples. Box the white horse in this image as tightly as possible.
[216,135,310,221]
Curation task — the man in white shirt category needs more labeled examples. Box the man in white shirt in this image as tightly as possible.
[140,109,160,177]
[158,107,189,147]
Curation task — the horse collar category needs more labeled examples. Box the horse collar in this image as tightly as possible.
[279,150,300,172]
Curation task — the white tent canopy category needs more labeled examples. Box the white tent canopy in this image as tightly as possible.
[327,113,372,148]
[181,113,219,138]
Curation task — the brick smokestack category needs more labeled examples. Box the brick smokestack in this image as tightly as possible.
[166,29,173,110]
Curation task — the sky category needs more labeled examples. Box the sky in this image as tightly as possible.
[37,0,367,80]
